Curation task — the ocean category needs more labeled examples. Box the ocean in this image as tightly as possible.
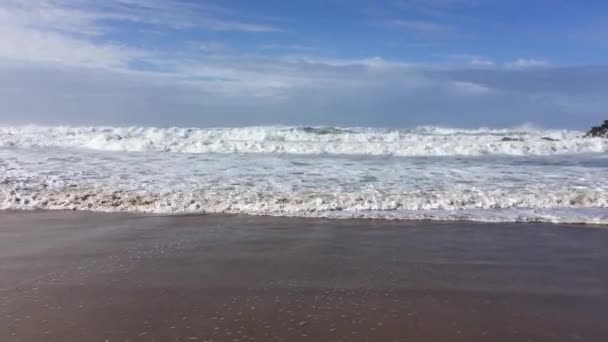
[1,125,607,224]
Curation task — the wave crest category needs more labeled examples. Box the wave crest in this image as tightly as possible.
[2,183,607,224]
[1,125,606,156]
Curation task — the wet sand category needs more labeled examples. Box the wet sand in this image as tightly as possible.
[1,211,608,342]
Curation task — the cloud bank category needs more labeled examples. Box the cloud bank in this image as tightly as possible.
[0,0,606,128]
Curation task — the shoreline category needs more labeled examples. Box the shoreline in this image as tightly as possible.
[2,208,607,228]
[2,211,608,341]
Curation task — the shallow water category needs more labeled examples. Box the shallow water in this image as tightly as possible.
[1,125,607,223]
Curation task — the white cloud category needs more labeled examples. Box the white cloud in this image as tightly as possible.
[506,58,550,69]
[199,18,278,33]
[450,80,491,94]
[0,0,278,70]
[0,1,605,129]
[88,0,279,32]
[0,0,106,36]
[0,22,143,68]
[1,55,607,128]
[470,57,495,67]
[447,54,496,67]
[0,0,142,68]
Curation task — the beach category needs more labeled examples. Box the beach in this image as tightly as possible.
[3,0,608,340]
[1,211,607,341]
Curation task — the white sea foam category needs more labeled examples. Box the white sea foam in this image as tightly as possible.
[0,125,606,156]
[1,128,607,225]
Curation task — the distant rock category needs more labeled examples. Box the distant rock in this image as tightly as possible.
[501,137,524,142]
[301,127,354,135]
[541,137,559,142]
[585,120,608,138]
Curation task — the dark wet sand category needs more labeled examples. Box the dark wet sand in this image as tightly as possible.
[1,212,608,342]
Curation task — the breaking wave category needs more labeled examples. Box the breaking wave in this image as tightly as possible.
[1,125,606,156]
[1,125,607,224]
[2,184,608,224]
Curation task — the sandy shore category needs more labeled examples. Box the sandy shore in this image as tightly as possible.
[1,211,608,341]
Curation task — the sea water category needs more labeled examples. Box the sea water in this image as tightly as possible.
[1,125,607,224]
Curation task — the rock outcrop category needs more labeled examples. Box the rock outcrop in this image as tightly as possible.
[585,120,608,138]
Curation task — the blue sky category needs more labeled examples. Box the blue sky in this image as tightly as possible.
[0,0,607,128]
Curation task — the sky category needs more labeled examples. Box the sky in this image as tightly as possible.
[0,0,607,128]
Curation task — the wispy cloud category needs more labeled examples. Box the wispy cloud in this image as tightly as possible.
[199,19,277,32]
[506,58,550,69]
[449,80,492,94]
[0,1,142,68]
[393,0,482,17]
[0,0,606,128]
[0,0,279,69]
[76,0,280,32]
[386,19,453,34]
[448,54,496,67]
[1,51,607,127]
[378,0,487,40]
[4,55,606,128]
